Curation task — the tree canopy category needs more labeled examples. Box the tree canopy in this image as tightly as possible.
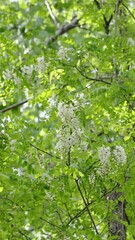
[0,0,135,239]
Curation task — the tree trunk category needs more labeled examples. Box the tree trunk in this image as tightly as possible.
[108,191,126,240]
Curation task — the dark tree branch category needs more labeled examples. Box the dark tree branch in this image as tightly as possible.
[28,142,60,159]
[64,203,72,220]
[94,0,101,9]
[81,180,89,202]
[76,66,111,85]
[0,99,30,113]
[0,196,23,211]
[66,201,95,226]
[67,146,71,167]
[103,14,113,34]
[55,210,63,224]
[58,60,112,85]
[47,16,80,44]
[40,217,63,230]
[94,0,113,34]
[122,2,135,20]
[75,178,99,235]
[18,230,31,240]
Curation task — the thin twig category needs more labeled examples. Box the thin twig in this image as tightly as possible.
[18,230,31,240]
[0,196,23,211]
[76,66,111,85]
[81,160,99,178]
[45,0,59,27]
[0,99,30,113]
[64,203,72,220]
[75,178,99,235]
[55,210,63,224]
[59,60,112,84]
[122,2,135,20]
[28,142,60,159]
[81,180,88,200]
[40,217,63,230]
[66,200,95,226]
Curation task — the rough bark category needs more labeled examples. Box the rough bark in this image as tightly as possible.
[108,191,126,240]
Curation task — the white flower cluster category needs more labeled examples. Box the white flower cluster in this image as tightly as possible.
[128,37,135,46]
[2,69,13,80]
[98,146,111,165]
[22,65,34,76]
[48,94,57,107]
[71,92,91,109]
[21,56,47,77]
[56,102,84,154]
[36,56,47,74]
[98,145,127,174]
[12,167,23,176]
[113,146,127,164]
[57,46,70,60]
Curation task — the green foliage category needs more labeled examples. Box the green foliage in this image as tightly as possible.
[0,0,135,239]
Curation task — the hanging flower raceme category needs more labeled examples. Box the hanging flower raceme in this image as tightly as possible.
[113,146,127,164]
[98,145,127,174]
[56,102,85,154]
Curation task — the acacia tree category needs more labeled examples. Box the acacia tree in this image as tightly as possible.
[0,0,135,239]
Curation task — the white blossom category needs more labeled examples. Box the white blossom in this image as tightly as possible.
[86,83,91,89]
[57,46,70,60]
[76,93,84,99]
[56,102,84,154]
[128,37,135,46]
[36,56,46,73]
[113,146,127,164]
[89,173,95,185]
[24,48,30,54]
[3,69,13,80]
[22,65,34,76]
[98,145,127,175]
[12,167,23,176]
[98,146,111,165]
[58,102,76,125]
[79,141,88,151]
[48,94,57,107]
[56,130,71,153]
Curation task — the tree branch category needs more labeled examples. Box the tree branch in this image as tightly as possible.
[0,196,23,211]
[0,99,30,113]
[55,210,63,224]
[122,2,135,20]
[103,14,113,34]
[47,16,80,44]
[45,0,59,27]
[18,230,31,240]
[75,178,99,235]
[94,0,113,34]
[28,142,60,159]
[64,203,72,220]
[40,217,63,230]
[94,0,101,10]
[76,66,111,85]
[66,200,95,226]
